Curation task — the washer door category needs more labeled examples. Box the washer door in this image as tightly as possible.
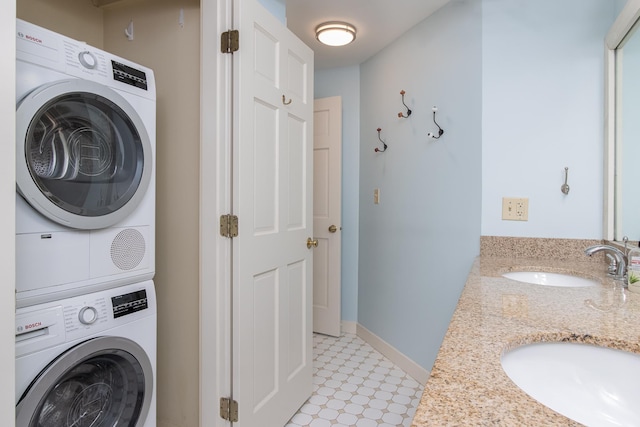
[16,336,153,427]
[16,79,152,230]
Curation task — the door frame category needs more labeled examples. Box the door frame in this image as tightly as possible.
[200,0,232,426]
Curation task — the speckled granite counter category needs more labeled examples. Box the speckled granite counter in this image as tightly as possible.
[411,238,640,426]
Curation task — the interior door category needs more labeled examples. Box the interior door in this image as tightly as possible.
[313,96,342,337]
[234,1,314,425]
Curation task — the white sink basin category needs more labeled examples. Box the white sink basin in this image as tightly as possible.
[501,342,640,426]
[502,271,598,287]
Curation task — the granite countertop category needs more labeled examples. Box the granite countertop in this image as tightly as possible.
[411,255,640,426]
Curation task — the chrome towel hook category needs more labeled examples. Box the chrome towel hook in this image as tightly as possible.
[561,167,570,194]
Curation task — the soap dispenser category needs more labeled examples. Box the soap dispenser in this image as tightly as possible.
[628,241,640,293]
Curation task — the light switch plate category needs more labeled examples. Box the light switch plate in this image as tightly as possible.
[502,197,529,221]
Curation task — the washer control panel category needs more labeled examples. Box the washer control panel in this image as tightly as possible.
[15,281,155,357]
[112,289,148,318]
[63,297,109,336]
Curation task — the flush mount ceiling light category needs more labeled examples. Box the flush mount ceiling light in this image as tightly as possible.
[315,22,356,47]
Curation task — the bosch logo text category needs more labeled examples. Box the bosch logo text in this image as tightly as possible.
[24,322,42,330]
[19,33,43,44]
[26,35,43,44]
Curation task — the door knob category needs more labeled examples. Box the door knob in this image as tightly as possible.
[307,237,318,249]
[328,225,338,233]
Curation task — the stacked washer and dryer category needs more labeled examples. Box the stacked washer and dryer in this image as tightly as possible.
[15,19,157,427]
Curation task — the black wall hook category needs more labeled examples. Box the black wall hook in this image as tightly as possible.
[427,106,444,139]
[398,90,412,118]
[375,128,387,152]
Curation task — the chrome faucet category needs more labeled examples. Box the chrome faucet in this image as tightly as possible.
[585,245,627,280]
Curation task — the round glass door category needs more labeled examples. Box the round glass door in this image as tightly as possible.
[16,79,152,230]
[16,337,153,427]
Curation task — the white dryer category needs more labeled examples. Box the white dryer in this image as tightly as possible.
[16,19,156,308]
[16,280,156,427]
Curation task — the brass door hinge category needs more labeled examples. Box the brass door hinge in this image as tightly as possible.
[220,397,239,422]
[220,214,239,238]
[221,30,239,53]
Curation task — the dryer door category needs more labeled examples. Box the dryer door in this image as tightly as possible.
[16,336,153,427]
[16,79,152,230]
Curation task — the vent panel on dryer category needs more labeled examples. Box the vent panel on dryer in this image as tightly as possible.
[111,228,146,270]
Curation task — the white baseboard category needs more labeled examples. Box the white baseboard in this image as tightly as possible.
[355,323,430,385]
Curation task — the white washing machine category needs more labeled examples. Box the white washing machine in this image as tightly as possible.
[16,19,156,308]
[16,280,156,427]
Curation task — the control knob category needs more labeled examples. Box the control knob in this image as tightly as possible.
[78,306,98,325]
[78,51,98,69]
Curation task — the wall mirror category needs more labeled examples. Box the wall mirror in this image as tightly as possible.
[605,0,640,242]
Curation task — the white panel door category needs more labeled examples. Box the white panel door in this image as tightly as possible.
[234,1,314,426]
[313,97,342,337]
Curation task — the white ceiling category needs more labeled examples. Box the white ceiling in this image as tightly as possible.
[285,0,452,70]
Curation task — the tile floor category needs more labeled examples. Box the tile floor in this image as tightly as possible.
[285,333,424,427]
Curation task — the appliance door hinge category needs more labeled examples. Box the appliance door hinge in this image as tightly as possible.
[219,214,239,238]
[220,397,239,422]
[221,30,239,53]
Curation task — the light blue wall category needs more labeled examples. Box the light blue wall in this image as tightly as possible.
[314,66,360,322]
[280,0,622,372]
[358,0,482,370]
[257,0,285,24]
[481,0,619,238]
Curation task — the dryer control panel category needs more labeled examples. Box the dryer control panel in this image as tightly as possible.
[63,39,109,79]
[17,19,156,102]
[112,60,148,90]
